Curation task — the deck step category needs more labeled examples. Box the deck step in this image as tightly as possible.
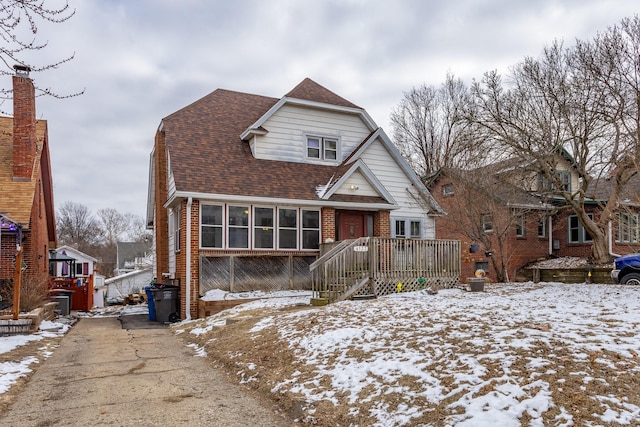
[351,294,376,301]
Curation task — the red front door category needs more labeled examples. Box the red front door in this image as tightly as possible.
[338,211,366,240]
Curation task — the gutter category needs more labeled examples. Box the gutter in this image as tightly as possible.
[164,191,399,211]
[185,197,192,321]
[548,216,553,255]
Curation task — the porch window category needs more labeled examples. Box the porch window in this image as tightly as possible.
[278,208,298,249]
[254,207,274,249]
[201,205,223,248]
[568,214,592,243]
[395,220,406,238]
[228,206,249,248]
[301,210,320,250]
[306,135,338,161]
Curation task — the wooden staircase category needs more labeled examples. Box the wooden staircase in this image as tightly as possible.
[310,237,373,305]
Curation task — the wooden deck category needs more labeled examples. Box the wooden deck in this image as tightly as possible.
[311,237,460,304]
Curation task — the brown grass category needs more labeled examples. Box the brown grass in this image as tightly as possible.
[175,301,640,426]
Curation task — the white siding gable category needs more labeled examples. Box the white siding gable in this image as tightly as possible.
[251,104,372,164]
[334,170,379,197]
[358,138,437,238]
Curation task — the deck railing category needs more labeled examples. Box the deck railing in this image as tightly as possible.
[312,237,460,303]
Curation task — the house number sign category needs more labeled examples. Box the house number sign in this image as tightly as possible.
[354,246,368,252]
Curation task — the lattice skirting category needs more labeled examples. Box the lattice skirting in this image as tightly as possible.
[356,275,460,297]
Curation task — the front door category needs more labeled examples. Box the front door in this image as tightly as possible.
[338,211,366,240]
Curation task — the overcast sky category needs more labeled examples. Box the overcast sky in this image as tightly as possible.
[10,0,640,222]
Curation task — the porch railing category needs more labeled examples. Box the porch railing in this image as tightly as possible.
[312,237,460,303]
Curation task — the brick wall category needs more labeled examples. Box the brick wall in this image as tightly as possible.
[12,75,36,180]
[374,210,390,237]
[321,207,336,242]
[24,177,51,286]
[152,131,169,279]
[431,174,550,283]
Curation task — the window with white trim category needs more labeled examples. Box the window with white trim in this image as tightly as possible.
[254,207,274,249]
[201,205,223,248]
[392,218,422,239]
[306,135,338,161]
[199,205,320,250]
[442,183,454,195]
[481,214,493,233]
[538,217,547,238]
[568,214,592,243]
[278,208,298,249]
[515,214,525,237]
[174,206,181,252]
[228,206,249,248]
[617,212,640,243]
[301,210,320,249]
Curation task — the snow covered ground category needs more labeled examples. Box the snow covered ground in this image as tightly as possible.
[0,318,73,394]
[2,283,639,426]
[178,282,640,426]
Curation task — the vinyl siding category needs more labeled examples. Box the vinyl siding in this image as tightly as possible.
[359,138,436,238]
[253,104,372,163]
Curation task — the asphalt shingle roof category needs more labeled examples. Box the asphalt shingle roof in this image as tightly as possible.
[162,79,376,202]
[0,116,48,226]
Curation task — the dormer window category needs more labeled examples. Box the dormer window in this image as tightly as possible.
[306,135,338,161]
[538,170,571,193]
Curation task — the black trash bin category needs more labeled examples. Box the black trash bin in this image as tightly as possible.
[150,284,179,323]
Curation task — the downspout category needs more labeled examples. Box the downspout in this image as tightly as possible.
[548,216,553,255]
[608,221,621,258]
[185,197,193,321]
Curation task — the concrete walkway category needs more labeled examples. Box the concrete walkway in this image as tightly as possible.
[0,316,290,426]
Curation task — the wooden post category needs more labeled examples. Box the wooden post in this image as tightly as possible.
[12,246,23,320]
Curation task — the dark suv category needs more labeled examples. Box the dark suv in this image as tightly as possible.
[611,253,640,285]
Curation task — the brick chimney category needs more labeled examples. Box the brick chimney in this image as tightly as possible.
[12,64,37,181]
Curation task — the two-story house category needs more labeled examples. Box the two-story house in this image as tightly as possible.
[147,78,444,319]
[428,152,639,283]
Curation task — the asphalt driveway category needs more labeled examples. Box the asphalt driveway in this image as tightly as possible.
[0,314,290,426]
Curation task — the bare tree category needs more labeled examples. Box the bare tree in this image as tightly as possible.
[470,17,640,263]
[97,208,130,247]
[0,0,81,100]
[391,73,483,176]
[124,213,153,243]
[434,168,544,282]
[56,201,102,251]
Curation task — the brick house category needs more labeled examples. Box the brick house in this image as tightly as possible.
[147,78,443,319]
[427,156,640,283]
[0,66,57,306]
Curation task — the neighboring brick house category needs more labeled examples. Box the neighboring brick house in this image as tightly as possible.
[0,66,57,304]
[428,155,640,283]
[147,78,443,319]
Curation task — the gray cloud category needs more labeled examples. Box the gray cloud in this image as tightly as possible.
[9,0,638,220]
